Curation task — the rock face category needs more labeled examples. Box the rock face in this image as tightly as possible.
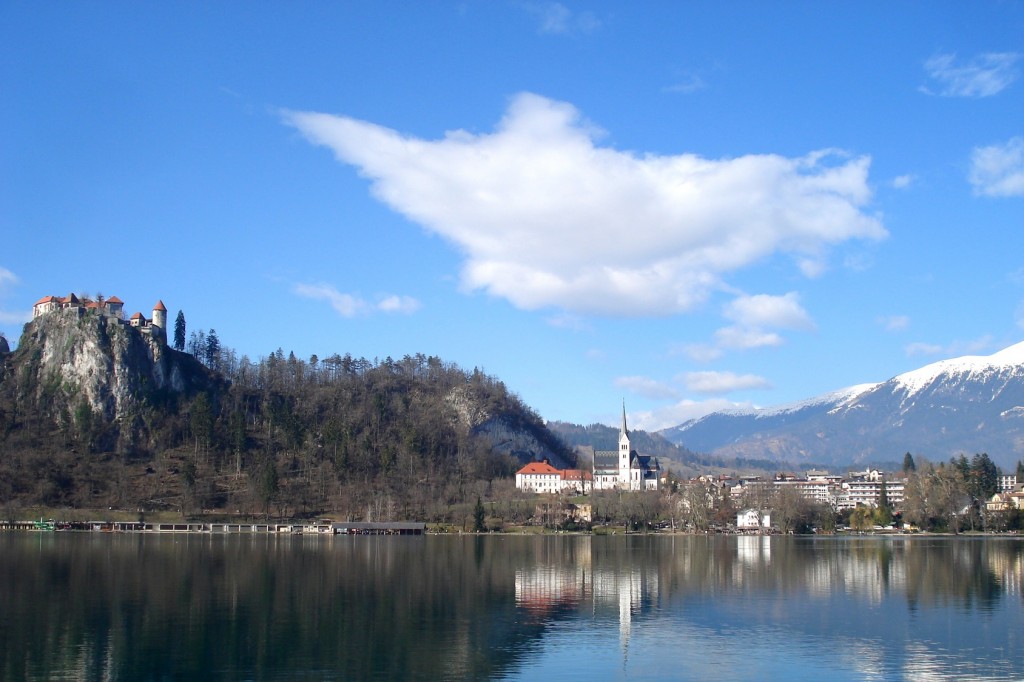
[446,385,573,468]
[661,341,1024,470]
[1,308,216,450]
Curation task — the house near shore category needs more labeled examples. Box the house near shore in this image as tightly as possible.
[737,509,771,531]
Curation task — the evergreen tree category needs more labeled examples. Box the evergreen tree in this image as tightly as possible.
[902,452,916,473]
[1016,460,1024,482]
[205,329,221,370]
[969,453,998,499]
[473,496,486,533]
[173,310,186,351]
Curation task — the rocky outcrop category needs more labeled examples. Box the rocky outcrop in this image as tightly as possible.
[446,385,574,468]
[1,308,218,450]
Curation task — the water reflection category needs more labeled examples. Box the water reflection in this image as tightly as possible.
[1,534,1022,680]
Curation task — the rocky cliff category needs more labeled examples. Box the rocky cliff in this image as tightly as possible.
[0,308,218,452]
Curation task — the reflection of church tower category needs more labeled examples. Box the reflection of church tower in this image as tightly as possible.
[618,401,631,484]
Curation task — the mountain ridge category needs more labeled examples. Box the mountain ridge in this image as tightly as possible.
[662,341,1024,470]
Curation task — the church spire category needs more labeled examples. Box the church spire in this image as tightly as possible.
[621,399,629,438]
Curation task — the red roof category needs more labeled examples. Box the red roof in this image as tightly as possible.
[516,461,561,475]
[130,312,145,320]
[153,300,166,311]
[34,295,58,306]
[561,469,593,481]
[106,296,123,304]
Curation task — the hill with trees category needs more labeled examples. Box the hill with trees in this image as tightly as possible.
[0,308,573,522]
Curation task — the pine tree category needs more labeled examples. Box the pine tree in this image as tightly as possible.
[902,452,916,473]
[205,329,221,370]
[473,496,486,532]
[173,310,186,351]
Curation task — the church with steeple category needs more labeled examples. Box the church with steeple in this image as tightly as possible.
[592,403,662,491]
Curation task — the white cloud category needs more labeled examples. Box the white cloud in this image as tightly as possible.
[708,293,813,353]
[630,398,755,432]
[684,370,771,395]
[0,311,30,325]
[878,314,910,332]
[723,292,815,330]
[921,52,1020,97]
[713,325,784,350]
[674,342,723,363]
[905,341,943,357]
[663,74,706,94]
[293,283,420,317]
[905,336,993,357]
[526,2,600,35]
[613,375,680,400]
[284,93,886,317]
[0,267,17,288]
[969,136,1024,197]
[891,174,915,190]
[0,267,29,326]
[547,313,590,331]
[377,295,421,314]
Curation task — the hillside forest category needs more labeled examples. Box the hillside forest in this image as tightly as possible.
[0,315,574,524]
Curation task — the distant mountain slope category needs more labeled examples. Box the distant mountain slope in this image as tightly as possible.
[661,341,1024,470]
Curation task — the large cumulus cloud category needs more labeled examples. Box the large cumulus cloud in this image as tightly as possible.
[285,93,885,316]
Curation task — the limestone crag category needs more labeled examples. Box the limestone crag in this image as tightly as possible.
[7,308,215,439]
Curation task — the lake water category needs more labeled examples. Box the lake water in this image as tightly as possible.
[1,533,1021,681]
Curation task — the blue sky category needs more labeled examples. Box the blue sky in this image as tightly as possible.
[2,2,1023,431]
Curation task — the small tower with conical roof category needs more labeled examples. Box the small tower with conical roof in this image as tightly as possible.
[151,300,167,330]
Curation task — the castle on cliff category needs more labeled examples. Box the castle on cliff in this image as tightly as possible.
[32,293,167,342]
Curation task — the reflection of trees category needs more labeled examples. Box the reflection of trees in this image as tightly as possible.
[3,534,1022,680]
[0,535,554,680]
[644,536,1021,615]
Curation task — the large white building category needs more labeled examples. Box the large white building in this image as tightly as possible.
[515,461,593,494]
[592,405,661,491]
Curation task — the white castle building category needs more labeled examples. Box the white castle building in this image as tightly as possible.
[592,404,662,491]
[33,293,168,343]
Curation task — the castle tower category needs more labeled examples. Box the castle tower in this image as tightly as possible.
[619,401,631,484]
[151,300,167,329]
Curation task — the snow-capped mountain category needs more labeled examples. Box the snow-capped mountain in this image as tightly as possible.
[660,341,1024,469]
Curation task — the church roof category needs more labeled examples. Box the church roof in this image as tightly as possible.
[593,450,619,470]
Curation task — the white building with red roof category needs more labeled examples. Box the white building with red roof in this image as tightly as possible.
[32,293,167,343]
[515,460,593,495]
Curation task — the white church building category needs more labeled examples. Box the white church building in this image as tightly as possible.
[592,404,662,491]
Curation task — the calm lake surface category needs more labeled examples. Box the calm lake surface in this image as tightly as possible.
[1,533,1021,681]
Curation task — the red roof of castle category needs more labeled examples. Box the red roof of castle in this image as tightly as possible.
[153,300,166,311]
[516,461,561,475]
[106,296,123,304]
[34,295,58,306]
[130,312,145,320]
